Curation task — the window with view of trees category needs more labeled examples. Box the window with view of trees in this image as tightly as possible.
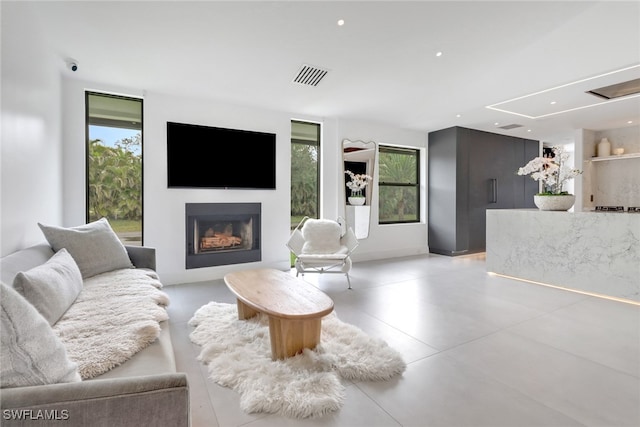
[86,92,143,245]
[378,145,420,224]
[290,121,320,229]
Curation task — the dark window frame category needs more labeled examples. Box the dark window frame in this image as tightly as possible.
[290,120,321,226]
[85,91,144,244]
[378,145,420,225]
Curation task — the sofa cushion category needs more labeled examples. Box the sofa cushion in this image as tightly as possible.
[13,248,83,325]
[0,282,81,388]
[0,243,54,286]
[38,218,133,279]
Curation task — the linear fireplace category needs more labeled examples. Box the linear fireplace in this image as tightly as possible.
[186,203,261,269]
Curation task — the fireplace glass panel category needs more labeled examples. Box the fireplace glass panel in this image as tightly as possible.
[186,203,261,269]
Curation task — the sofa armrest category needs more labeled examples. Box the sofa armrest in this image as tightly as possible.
[125,246,156,271]
[1,373,189,427]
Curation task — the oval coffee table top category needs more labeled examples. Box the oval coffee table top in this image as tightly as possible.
[224,268,334,320]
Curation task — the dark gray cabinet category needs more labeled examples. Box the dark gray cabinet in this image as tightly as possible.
[428,126,538,256]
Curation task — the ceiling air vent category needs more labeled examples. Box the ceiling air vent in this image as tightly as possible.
[293,64,328,87]
[586,78,640,100]
[498,124,523,130]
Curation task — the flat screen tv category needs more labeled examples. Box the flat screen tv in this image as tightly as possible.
[167,121,276,189]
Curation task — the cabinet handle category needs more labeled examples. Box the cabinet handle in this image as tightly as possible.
[490,179,498,203]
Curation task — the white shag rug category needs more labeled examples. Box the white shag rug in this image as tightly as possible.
[53,268,169,379]
[189,301,406,419]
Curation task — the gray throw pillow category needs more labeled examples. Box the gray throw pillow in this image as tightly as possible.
[0,282,81,388]
[38,218,133,279]
[13,248,83,325]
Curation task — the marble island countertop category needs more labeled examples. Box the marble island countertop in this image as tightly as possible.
[486,209,640,303]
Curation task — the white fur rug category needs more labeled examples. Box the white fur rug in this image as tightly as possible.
[53,268,169,379]
[189,301,406,418]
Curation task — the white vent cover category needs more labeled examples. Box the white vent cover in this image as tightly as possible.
[293,64,328,87]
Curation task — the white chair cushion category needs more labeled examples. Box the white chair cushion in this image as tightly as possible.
[301,219,343,255]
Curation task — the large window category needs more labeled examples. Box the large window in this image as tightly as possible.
[378,145,420,224]
[290,120,320,229]
[86,92,143,245]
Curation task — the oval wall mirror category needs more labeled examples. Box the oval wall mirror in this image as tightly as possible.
[342,139,376,239]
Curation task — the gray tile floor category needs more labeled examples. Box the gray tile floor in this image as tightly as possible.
[163,254,640,427]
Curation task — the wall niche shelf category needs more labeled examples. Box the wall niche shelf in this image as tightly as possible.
[587,152,640,162]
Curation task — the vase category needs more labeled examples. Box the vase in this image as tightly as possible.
[534,194,575,211]
[597,138,611,157]
[348,197,365,206]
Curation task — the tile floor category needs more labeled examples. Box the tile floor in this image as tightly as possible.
[164,254,640,427]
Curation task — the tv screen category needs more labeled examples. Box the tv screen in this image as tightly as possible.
[167,121,276,189]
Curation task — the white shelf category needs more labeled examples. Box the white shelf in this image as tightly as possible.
[587,152,640,162]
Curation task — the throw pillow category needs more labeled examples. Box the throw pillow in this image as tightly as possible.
[13,248,83,325]
[38,218,133,279]
[0,282,81,388]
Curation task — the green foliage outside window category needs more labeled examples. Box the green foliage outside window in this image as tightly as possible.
[378,146,420,223]
[290,142,319,227]
[88,134,142,223]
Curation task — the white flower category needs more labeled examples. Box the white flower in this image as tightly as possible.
[517,146,582,194]
[345,170,372,195]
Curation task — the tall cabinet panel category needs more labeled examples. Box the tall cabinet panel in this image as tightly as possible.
[428,126,538,256]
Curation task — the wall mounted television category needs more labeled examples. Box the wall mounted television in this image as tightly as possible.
[167,121,276,189]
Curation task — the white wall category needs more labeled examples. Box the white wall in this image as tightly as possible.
[60,78,429,283]
[1,3,64,255]
[335,119,428,261]
[143,92,293,284]
[4,0,429,278]
[62,81,295,284]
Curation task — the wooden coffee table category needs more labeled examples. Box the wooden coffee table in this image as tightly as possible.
[224,268,334,360]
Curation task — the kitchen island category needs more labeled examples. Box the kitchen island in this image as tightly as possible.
[486,209,640,303]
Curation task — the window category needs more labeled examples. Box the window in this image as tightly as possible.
[378,145,420,224]
[290,120,320,229]
[86,92,143,245]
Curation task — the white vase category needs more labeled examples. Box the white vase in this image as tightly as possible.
[534,194,575,211]
[348,197,365,206]
[597,138,611,157]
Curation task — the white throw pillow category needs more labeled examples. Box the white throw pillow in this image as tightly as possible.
[0,282,81,388]
[301,219,342,254]
[13,248,83,325]
[38,218,133,279]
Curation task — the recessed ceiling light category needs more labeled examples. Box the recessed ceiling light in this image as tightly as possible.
[436,51,443,57]
[337,19,345,26]
[628,120,634,124]
[550,101,557,105]
[494,122,499,126]
[527,129,532,132]
[456,114,461,118]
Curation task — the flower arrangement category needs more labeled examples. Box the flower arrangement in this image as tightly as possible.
[344,170,372,198]
[517,145,582,195]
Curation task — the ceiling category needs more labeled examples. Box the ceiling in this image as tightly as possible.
[26,1,640,143]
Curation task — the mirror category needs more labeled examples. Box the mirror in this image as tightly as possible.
[342,139,376,239]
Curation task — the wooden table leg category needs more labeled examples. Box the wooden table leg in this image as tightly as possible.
[236,299,259,320]
[268,317,321,360]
